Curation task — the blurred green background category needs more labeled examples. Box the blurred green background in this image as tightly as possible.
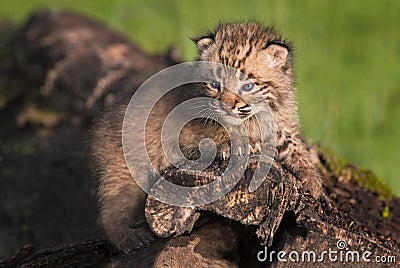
[0,0,399,195]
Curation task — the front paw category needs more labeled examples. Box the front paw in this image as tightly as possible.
[218,142,262,160]
[219,142,231,160]
[109,226,154,253]
[248,142,262,155]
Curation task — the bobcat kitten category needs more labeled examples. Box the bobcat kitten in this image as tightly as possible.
[90,22,323,252]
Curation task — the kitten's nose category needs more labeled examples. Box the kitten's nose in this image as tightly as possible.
[219,102,232,111]
[219,89,246,112]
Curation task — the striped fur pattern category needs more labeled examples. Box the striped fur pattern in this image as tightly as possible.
[194,22,323,197]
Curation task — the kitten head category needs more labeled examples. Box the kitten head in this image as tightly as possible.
[193,22,292,71]
[192,22,297,127]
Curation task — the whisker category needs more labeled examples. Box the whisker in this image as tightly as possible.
[197,109,214,127]
[184,103,211,110]
[192,107,213,117]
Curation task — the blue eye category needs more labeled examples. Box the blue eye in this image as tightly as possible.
[242,82,255,91]
[210,81,221,89]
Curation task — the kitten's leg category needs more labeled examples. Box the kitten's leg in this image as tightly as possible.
[98,172,154,253]
[276,131,323,198]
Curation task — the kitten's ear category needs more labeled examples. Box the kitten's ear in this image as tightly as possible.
[191,34,215,54]
[264,42,290,68]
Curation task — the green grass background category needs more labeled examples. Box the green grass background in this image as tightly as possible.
[0,0,399,195]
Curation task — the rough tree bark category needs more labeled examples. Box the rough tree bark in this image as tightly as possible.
[0,10,399,268]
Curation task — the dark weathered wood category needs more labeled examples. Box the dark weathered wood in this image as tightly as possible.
[14,9,176,119]
[0,9,399,268]
[146,158,300,248]
[0,239,112,268]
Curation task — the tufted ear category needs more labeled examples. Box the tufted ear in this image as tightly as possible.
[264,42,290,68]
[191,34,215,54]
